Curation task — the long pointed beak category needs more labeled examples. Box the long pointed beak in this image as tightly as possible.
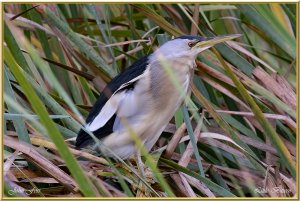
[193,34,242,49]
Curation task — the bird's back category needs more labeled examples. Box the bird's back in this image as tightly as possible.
[75,56,149,148]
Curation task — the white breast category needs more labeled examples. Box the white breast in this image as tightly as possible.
[98,56,194,159]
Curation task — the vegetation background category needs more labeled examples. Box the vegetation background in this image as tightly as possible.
[3,3,297,197]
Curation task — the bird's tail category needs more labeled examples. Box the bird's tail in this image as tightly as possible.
[75,128,94,148]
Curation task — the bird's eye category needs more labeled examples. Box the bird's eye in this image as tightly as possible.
[188,42,194,47]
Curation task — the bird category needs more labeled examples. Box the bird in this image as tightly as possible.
[75,34,241,159]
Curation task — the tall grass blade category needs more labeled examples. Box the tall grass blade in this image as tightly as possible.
[4,46,98,197]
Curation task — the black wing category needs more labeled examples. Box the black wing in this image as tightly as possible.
[75,55,149,148]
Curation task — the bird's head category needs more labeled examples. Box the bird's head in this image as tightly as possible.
[152,34,241,60]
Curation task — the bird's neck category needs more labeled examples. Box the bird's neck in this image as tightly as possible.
[149,52,196,68]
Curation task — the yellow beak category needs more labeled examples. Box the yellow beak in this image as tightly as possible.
[193,34,241,49]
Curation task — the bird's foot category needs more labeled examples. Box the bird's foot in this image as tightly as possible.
[131,153,156,196]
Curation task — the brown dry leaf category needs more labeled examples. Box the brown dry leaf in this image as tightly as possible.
[183,174,215,197]
[212,109,296,132]
[102,181,126,197]
[253,66,296,110]
[19,177,59,184]
[265,120,277,165]
[171,153,264,189]
[108,42,152,64]
[198,72,251,111]
[227,41,276,73]
[169,173,191,197]
[6,171,18,182]
[4,135,78,192]
[161,4,188,33]
[263,166,281,197]
[177,120,215,197]
[206,127,296,160]
[178,121,202,167]
[4,176,28,197]
[196,61,234,87]
[178,173,197,197]
[190,4,200,35]
[202,138,244,157]
[236,115,295,158]
[29,135,108,165]
[10,168,41,179]
[104,39,150,47]
[4,151,19,177]
[164,122,187,159]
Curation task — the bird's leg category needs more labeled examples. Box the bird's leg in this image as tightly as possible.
[132,152,154,197]
[136,152,146,177]
[135,152,147,196]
